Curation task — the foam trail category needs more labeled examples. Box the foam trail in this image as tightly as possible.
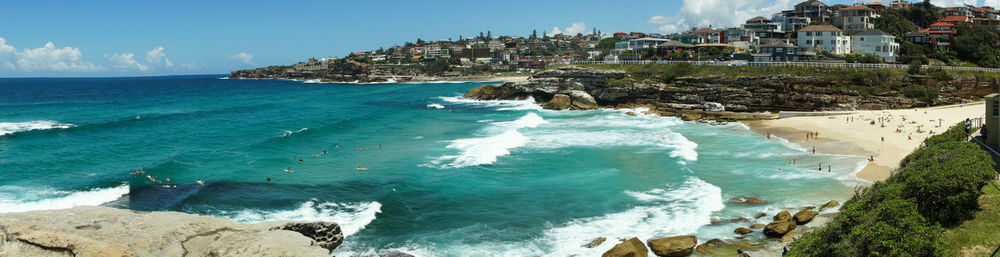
[0,184,129,213]
[0,120,74,136]
[426,103,445,109]
[435,129,529,168]
[281,128,309,137]
[223,200,382,236]
[544,177,724,256]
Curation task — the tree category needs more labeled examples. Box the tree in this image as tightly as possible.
[479,32,484,40]
[416,38,426,45]
[874,9,916,39]
[596,37,617,50]
[487,31,492,39]
[954,23,1000,68]
[531,30,538,39]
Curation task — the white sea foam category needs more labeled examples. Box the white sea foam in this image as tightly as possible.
[426,103,445,109]
[495,112,548,128]
[0,120,74,136]
[0,184,129,213]
[303,79,322,84]
[439,96,543,111]
[432,129,530,168]
[281,127,309,137]
[223,200,381,236]
[543,177,724,256]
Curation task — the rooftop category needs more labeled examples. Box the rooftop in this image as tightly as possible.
[799,24,844,32]
[855,29,892,36]
[840,5,876,11]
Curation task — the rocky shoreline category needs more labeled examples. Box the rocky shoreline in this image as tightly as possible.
[0,206,346,257]
[462,66,989,121]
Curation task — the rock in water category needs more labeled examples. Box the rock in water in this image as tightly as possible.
[779,232,804,243]
[585,237,608,248]
[773,210,791,222]
[819,200,840,211]
[734,227,753,235]
[763,220,797,237]
[647,235,697,257]
[270,222,344,252]
[544,94,572,110]
[792,210,819,225]
[602,237,649,257]
[0,206,338,257]
[566,90,599,110]
[750,224,766,229]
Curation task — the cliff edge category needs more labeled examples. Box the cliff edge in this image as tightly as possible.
[0,206,343,257]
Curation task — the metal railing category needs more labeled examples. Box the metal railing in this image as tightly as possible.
[548,60,1000,73]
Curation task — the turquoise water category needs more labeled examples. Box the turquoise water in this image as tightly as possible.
[0,76,866,256]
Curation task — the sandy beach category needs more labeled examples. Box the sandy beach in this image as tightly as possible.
[748,102,984,182]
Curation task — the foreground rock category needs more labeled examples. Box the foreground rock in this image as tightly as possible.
[792,210,819,225]
[763,220,797,237]
[819,200,840,211]
[647,235,697,257]
[603,237,648,257]
[0,206,341,257]
[585,237,608,248]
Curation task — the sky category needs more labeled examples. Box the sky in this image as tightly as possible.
[0,0,995,77]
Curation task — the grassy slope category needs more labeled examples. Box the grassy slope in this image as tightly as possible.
[940,181,1000,257]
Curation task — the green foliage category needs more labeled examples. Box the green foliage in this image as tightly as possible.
[875,9,918,39]
[908,60,923,75]
[954,23,1000,68]
[788,123,995,257]
[596,38,617,51]
[902,84,939,105]
[419,59,450,75]
[845,54,884,63]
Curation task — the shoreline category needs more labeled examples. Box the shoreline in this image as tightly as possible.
[227,75,529,84]
[745,102,984,182]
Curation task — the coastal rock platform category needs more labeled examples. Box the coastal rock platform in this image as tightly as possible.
[0,206,341,257]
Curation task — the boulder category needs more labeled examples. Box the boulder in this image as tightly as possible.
[680,112,703,121]
[792,210,819,225]
[773,210,791,222]
[704,102,725,112]
[754,213,767,219]
[737,243,787,257]
[647,235,697,257]
[734,227,753,235]
[763,220,797,237]
[730,197,766,205]
[820,200,840,211]
[750,224,766,229]
[464,84,522,100]
[779,232,804,243]
[544,94,572,110]
[566,90,599,110]
[801,206,816,211]
[585,237,607,248]
[602,237,648,257]
[0,206,336,257]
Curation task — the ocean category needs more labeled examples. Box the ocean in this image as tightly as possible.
[0,75,867,256]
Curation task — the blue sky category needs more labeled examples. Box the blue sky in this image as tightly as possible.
[0,0,991,77]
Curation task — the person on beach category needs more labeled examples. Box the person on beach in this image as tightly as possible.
[767,132,771,140]
[812,146,816,154]
[828,165,831,173]
[818,162,822,171]
[869,156,874,162]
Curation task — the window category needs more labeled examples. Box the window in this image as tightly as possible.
[776,47,784,52]
[876,46,881,51]
[831,40,836,44]
[806,40,812,44]
[994,100,999,117]
[860,37,865,41]
[806,32,813,36]
[817,32,823,36]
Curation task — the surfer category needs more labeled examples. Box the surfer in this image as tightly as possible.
[357,166,368,171]
[818,162,822,171]
[196,179,205,185]
[266,176,272,183]
[298,158,304,163]
[322,150,327,155]
[312,152,318,157]
[285,167,292,173]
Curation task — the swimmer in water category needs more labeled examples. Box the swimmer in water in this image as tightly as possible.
[322,150,327,155]
[285,167,292,173]
[298,159,303,163]
[312,152,318,157]
[196,180,205,185]
[266,176,272,182]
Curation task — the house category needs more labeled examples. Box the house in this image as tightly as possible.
[759,42,800,61]
[692,28,717,43]
[797,24,851,55]
[832,5,880,33]
[771,14,811,33]
[920,22,957,51]
[888,0,911,9]
[939,15,972,24]
[865,2,887,13]
[742,16,784,38]
[629,38,672,50]
[851,29,899,62]
[794,0,833,23]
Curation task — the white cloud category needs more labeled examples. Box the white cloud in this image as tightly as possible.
[930,0,976,7]
[551,21,587,35]
[229,52,255,65]
[987,0,1000,7]
[648,0,794,33]
[181,62,206,70]
[145,46,173,68]
[105,52,150,71]
[14,42,103,72]
[0,38,15,70]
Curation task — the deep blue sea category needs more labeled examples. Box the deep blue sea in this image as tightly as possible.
[0,75,866,256]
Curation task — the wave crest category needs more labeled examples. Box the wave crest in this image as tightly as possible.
[0,184,129,213]
[0,120,74,136]
[220,200,382,236]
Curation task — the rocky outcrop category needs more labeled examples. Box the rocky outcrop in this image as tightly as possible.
[464,66,988,120]
[585,237,608,248]
[0,206,341,257]
[763,220,798,238]
[734,227,753,235]
[773,210,792,222]
[603,237,649,257]
[647,235,697,257]
[229,60,387,83]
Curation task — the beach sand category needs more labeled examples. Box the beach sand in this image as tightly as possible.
[748,102,984,182]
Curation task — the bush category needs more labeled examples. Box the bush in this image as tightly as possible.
[908,60,922,75]
[902,85,939,105]
[788,124,995,256]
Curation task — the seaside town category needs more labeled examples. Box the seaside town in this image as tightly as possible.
[259,0,1000,78]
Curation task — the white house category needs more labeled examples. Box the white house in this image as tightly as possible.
[797,24,851,55]
[851,29,899,62]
